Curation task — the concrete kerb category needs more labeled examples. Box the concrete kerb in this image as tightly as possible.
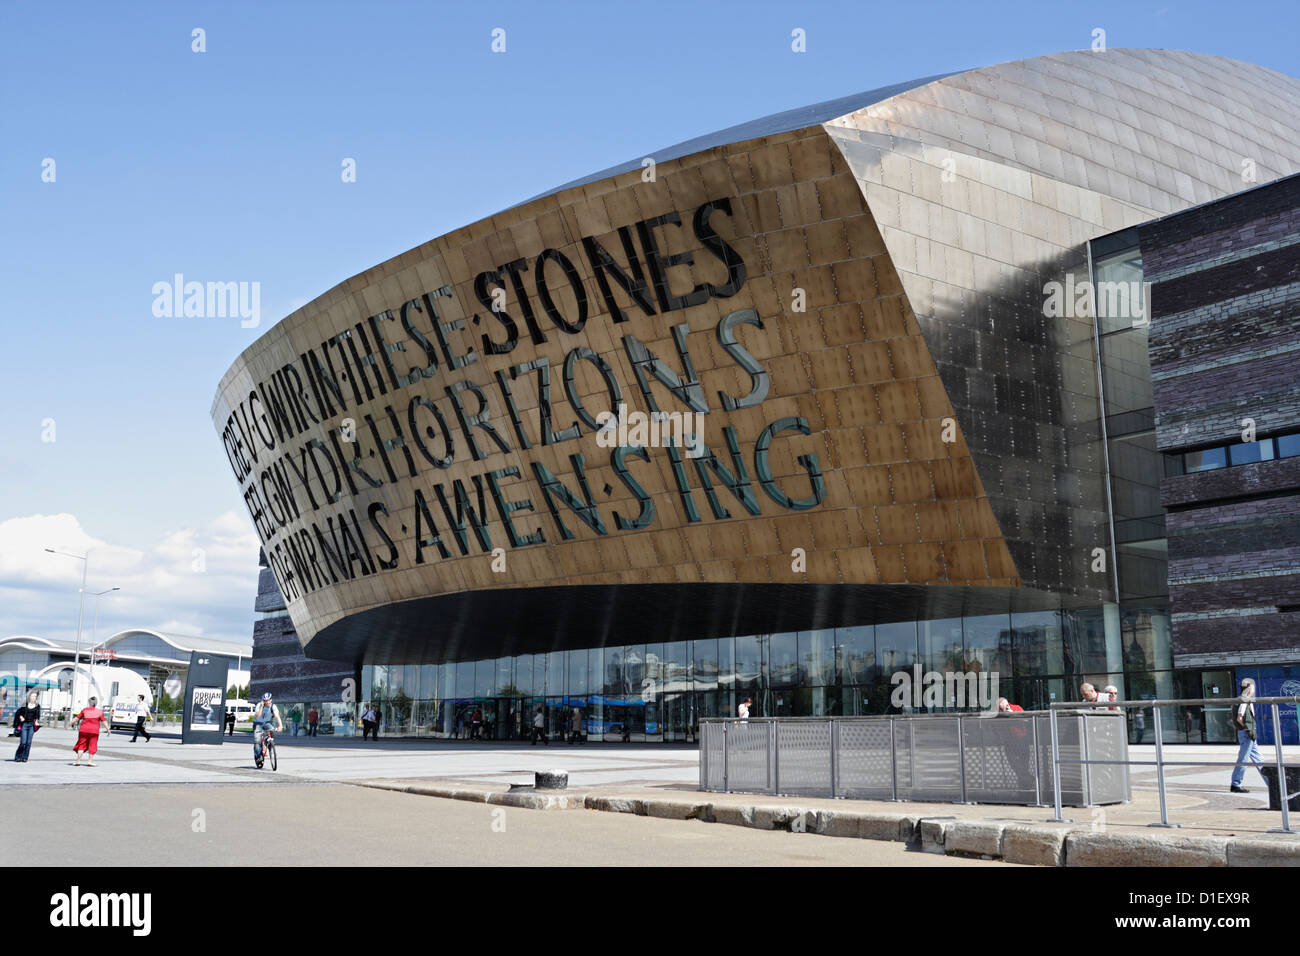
[347,780,1300,866]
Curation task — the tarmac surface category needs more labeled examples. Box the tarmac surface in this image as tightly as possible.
[6,728,1300,865]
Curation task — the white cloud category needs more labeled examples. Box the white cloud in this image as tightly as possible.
[0,512,260,646]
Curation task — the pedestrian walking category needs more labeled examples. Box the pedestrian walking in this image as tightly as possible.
[307,706,319,737]
[737,697,752,720]
[530,706,548,745]
[1230,678,1267,794]
[225,708,236,736]
[12,691,40,762]
[130,694,152,742]
[568,707,583,745]
[361,704,378,741]
[72,697,105,767]
[471,708,482,740]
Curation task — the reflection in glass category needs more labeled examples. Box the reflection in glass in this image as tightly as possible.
[692,639,718,691]
[836,626,874,685]
[919,618,963,673]
[962,613,1012,678]
[799,629,835,686]
[769,633,798,686]
[734,635,762,692]
[1012,611,1064,675]
[1184,447,1226,472]
[875,621,917,678]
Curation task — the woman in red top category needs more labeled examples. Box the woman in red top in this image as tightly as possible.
[73,696,104,766]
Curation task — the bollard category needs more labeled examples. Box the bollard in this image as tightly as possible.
[535,770,568,790]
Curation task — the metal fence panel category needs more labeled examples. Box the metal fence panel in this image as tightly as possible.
[1081,713,1129,803]
[723,721,772,792]
[836,719,894,799]
[909,717,963,802]
[964,715,1039,804]
[698,712,1130,807]
[775,720,832,795]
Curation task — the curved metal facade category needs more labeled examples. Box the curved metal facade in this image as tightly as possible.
[212,50,1300,665]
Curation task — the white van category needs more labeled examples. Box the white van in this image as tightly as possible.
[225,699,255,731]
[110,697,146,731]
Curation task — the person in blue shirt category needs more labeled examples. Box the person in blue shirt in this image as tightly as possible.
[251,692,283,768]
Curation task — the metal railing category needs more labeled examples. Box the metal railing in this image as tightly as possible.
[1051,696,1300,833]
[699,712,1130,807]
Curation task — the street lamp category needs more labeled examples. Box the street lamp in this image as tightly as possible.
[89,587,121,666]
[45,548,89,713]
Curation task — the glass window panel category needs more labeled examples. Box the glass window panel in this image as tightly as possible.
[799,629,836,686]
[1099,327,1153,414]
[692,640,718,691]
[604,646,626,697]
[566,650,586,699]
[734,635,762,693]
[587,647,604,697]
[962,614,1012,684]
[919,618,963,674]
[515,655,533,697]
[1277,433,1300,458]
[1184,447,1226,472]
[495,658,513,697]
[1012,610,1064,675]
[1092,246,1146,335]
[663,642,688,695]
[545,651,564,698]
[360,665,375,703]
[474,661,493,698]
[836,626,874,685]
[455,661,474,701]
[370,665,389,701]
[1064,609,1110,677]
[875,621,916,678]
[416,664,436,700]
[768,633,798,687]
[645,643,663,685]
[624,645,645,698]
[718,638,735,694]
[1229,440,1274,465]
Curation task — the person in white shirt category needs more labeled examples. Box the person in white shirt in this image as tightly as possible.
[530,706,548,746]
[130,694,152,742]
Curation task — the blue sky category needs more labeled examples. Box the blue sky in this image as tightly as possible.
[2,0,1297,644]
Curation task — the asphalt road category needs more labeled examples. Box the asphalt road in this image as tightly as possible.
[4,781,1015,866]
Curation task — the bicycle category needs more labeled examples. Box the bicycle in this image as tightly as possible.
[256,726,277,771]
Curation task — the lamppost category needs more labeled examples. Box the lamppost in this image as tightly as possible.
[45,548,88,713]
[89,587,121,666]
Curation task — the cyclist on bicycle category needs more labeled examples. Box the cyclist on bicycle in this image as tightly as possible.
[252,692,284,768]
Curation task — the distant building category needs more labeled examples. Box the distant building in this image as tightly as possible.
[0,629,251,716]
[250,549,359,707]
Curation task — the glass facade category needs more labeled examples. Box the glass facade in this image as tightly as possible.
[352,601,1204,742]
